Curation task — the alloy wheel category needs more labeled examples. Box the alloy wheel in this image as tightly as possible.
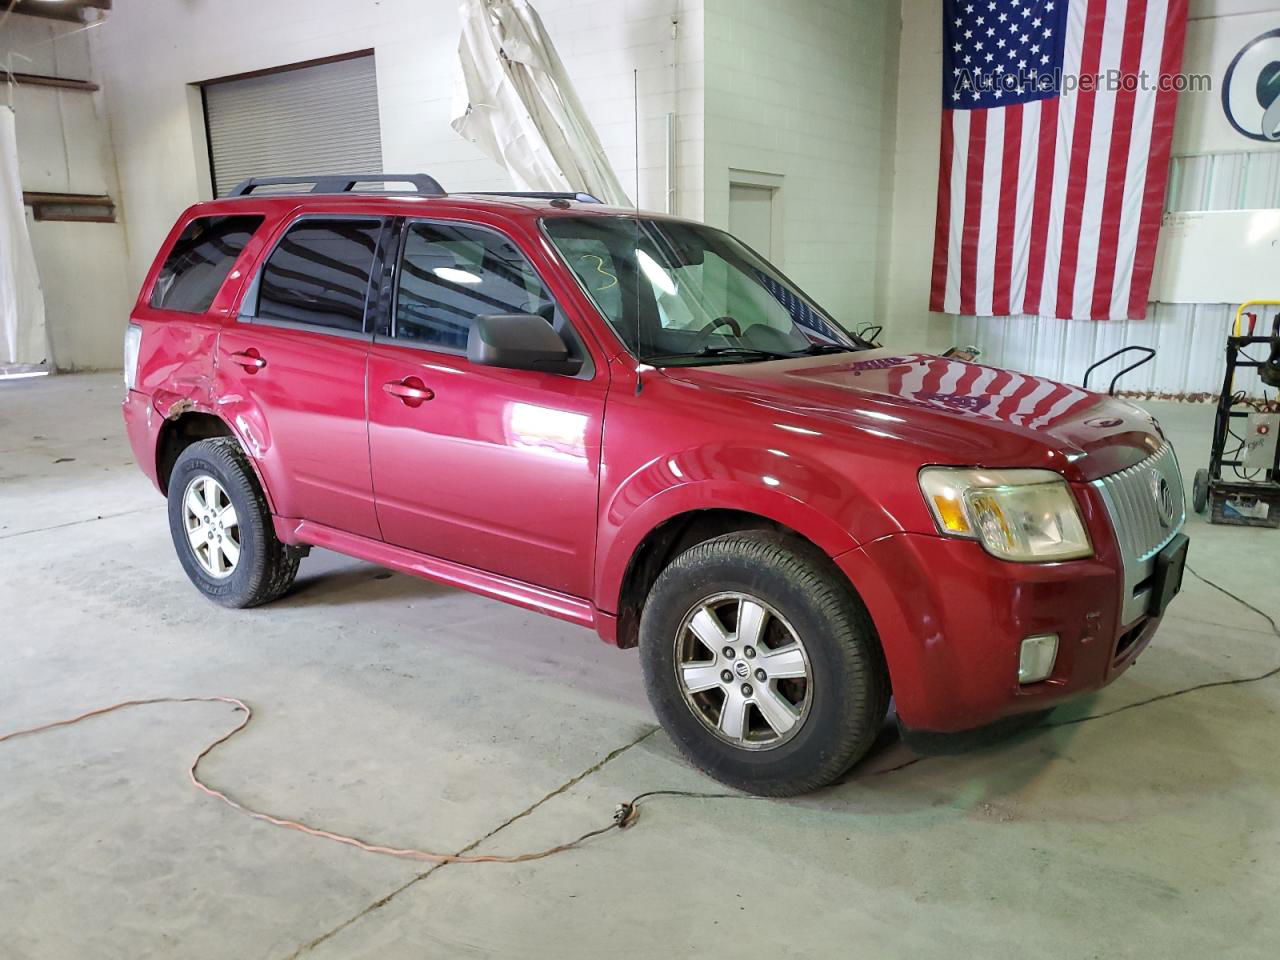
[673,592,813,750]
[182,475,241,579]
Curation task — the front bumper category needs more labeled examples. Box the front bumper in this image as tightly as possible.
[836,531,1161,733]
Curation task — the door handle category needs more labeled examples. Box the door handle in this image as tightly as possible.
[383,377,434,407]
[229,350,266,372]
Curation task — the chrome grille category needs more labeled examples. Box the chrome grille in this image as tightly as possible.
[1091,442,1186,626]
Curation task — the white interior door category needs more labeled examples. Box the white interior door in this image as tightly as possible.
[729,183,776,261]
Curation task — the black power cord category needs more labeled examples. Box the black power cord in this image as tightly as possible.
[1043,566,1279,727]
[3,566,1271,860]
[612,563,1279,825]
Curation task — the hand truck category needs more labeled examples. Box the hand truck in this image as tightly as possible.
[1191,300,1280,528]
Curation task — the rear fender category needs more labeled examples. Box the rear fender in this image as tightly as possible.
[133,314,221,405]
[150,367,280,515]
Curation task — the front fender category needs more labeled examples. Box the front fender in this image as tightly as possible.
[594,442,900,612]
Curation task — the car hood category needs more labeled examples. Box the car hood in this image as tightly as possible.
[660,351,1165,482]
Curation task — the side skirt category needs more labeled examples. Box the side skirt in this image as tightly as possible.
[281,519,598,630]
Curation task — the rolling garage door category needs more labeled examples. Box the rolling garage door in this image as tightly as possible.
[203,53,383,198]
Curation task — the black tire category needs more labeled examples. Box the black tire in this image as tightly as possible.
[1192,468,1210,515]
[167,437,300,608]
[639,531,890,796]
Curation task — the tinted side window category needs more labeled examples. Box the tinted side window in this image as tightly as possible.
[257,219,382,332]
[150,215,263,313]
[394,222,558,352]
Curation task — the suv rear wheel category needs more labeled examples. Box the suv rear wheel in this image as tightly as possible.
[167,438,300,608]
[639,531,889,796]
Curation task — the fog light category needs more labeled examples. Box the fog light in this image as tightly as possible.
[1018,634,1059,684]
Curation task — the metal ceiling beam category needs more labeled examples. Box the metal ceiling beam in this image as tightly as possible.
[8,71,98,91]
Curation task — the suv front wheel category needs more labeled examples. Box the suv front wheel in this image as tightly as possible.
[639,532,889,796]
[167,438,300,608]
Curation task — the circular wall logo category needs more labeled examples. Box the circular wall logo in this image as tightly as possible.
[1222,28,1280,142]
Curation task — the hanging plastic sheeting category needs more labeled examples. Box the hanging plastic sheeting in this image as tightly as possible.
[0,103,50,374]
[451,0,631,208]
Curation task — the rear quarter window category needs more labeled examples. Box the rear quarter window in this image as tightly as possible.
[150,215,264,313]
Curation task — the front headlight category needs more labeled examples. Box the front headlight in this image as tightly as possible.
[918,467,1093,562]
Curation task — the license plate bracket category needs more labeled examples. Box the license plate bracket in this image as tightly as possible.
[1148,533,1189,617]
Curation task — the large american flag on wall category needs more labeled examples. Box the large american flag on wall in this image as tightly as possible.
[930,0,1188,321]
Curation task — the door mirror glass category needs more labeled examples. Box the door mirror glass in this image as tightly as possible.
[468,314,583,375]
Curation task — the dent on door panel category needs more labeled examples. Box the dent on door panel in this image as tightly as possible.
[135,318,223,413]
[218,325,379,538]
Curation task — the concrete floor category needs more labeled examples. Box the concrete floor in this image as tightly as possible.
[1,372,1277,960]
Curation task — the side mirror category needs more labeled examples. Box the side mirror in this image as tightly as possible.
[468,314,583,376]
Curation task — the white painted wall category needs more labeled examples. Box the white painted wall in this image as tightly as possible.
[701,0,900,331]
[881,0,950,354]
[13,0,907,367]
[88,0,705,295]
[1,13,131,371]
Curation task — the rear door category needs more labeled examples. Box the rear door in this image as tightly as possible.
[366,217,606,597]
[219,215,388,538]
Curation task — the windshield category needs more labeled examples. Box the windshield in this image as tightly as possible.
[542,216,866,365]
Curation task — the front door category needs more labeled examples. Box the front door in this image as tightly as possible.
[219,216,387,539]
[367,219,607,598]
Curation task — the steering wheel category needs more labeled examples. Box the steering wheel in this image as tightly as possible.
[692,316,743,350]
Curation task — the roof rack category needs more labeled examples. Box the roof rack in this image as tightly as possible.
[464,191,602,203]
[227,173,447,198]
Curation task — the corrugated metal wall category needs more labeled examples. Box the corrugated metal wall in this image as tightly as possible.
[954,151,1280,397]
[1167,152,1280,212]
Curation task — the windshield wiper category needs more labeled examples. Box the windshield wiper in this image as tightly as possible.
[643,345,799,364]
[802,342,864,355]
[697,346,799,359]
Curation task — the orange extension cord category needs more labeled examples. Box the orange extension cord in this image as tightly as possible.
[4,569,1276,866]
[0,696,639,864]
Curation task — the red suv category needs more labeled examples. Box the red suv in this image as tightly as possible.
[122,174,1188,795]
